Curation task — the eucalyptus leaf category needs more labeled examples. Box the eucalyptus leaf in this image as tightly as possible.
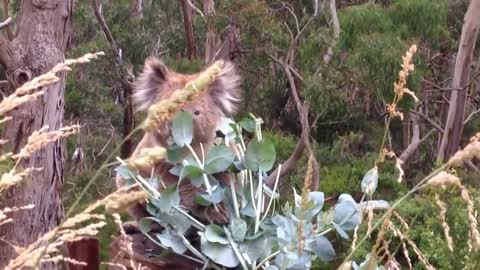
[239,118,256,133]
[205,145,235,174]
[239,235,267,262]
[240,203,257,217]
[314,236,336,262]
[334,194,362,231]
[114,165,133,180]
[152,186,180,212]
[200,233,239,268]
[169,165,182,176]
[361,167,378,195]
[138,218,153,234]
[245,138,276,171]
[156,232,188,254]
[332,222,349,240]
[179,165,204,187]
[199,186,224,204]
[204,224,230,244]
[230,218,247,242]
[156,211,192,235]
[172,111,193,146]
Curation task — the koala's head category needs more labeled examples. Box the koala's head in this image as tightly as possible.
[133,57,242,145]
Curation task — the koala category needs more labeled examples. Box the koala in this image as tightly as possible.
[116,57,242,230]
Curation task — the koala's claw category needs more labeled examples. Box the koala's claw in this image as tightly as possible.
[122,221,141,234]
[121,220,164,235]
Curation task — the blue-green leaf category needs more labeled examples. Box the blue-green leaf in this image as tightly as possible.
[200,233,239,268]
[156,232,187,254]
[239,118,256,133]
[204,224,229,244]
[172,111,193,146]
[205,145,235,174]
[361,167,378,195]
[199,186,224,204]
[314,236,336,262]
[152,186,180,212]
[230,218,247,242]
[245,138,276,171]
[334,194,362,231]
[138,218,153,234]
[180,165,204,187]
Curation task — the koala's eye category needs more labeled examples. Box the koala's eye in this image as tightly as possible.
[194,110,201,116]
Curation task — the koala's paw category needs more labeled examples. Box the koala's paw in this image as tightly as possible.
[122,221,141,234]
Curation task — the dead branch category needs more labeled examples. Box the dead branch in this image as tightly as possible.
[464,107,480,124]
[410,110,444,134]
[398,113,435,163]
[1,0,12,39]
[0,17,11,30]
[265,14,319,190]
[91,0,135,158]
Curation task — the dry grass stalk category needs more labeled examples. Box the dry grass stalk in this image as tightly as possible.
[143,60,224,132]
[367,208,374,236]
[460,185,480,250]
[297,153,314,254]
[13,125,80,159]
[105,190,148,214]
[0,52,104,122]
[112,213,139,270]
[427,171,460,188]
[5,193,116,270]
[448,133,480,167]
[369,213,392,267]
[387,220,435,270]
[126,146,166,170]
[435,195,454,251]
[0,204,34,226]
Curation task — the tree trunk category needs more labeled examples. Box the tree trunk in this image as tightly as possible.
[203,0,217,64]
[438,0,480,162]
[180,0,196,59]
[0,0,73,268]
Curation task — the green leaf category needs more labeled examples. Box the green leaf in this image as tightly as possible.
[172,111,193,146]
[115,165,135,180]
[199,186,224,204]
[138,218,153,234]
[152,186,180,212]
[204,224,229,244]
[314,236,336,262]
[239,118,256,133]
[205,145,235,174]
[167,146,185,163]
[180,165,204,187]
[245,138,276,171]
[239,236,267,262]
[157,211,192,235]
[230,218,247,242]
[156,232,188,254]
[200,233,239,268]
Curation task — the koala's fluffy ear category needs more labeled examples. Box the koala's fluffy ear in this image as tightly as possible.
[133,57,169,111]
[209,61,242,116]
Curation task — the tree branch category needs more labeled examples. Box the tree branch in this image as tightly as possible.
[265,14,319,190]
[91,0,135,158]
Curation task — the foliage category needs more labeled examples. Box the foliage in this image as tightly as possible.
[116,113,389,269]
